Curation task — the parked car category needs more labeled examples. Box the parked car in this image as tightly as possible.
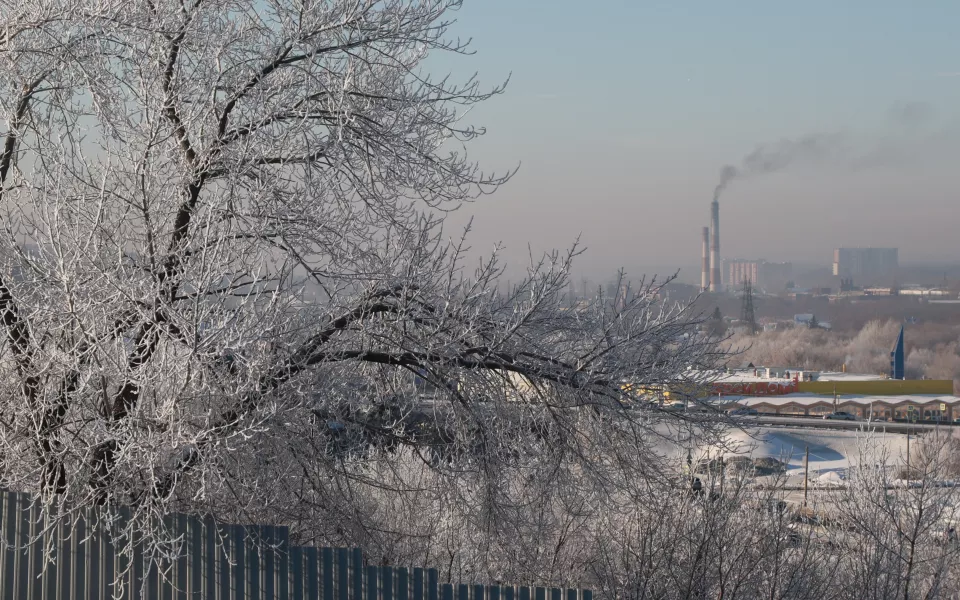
[823,411,857,421]
[728,407,759,417]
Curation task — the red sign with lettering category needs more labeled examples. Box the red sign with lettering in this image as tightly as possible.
[712,381,798,396]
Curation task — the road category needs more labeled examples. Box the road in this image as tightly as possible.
[747,415,956,434]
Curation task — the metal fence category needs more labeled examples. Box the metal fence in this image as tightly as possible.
[0,489,593,600]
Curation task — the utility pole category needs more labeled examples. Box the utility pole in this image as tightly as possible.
[719,455,726,495]
[740,279,757,335]
[906,434,911,477]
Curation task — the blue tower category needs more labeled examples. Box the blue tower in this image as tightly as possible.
[890,326,905,380]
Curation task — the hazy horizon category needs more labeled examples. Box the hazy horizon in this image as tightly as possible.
[430,1,960,280]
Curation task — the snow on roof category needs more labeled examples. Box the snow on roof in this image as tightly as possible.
[716,368,812,383]
[816,372,887,382]
[725,393,958,407]
[716,372,769,383]
[715,369,888,383]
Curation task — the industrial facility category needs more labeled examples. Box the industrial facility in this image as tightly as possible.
[696,197,900,294]
[700,198,723,292]
[709,200,720,292]
[698,197,791,293]
[724,259,793,291]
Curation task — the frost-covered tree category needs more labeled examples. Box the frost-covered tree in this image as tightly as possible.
[0,0,718,551]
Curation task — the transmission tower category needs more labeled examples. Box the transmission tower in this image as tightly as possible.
[741,280,757,335]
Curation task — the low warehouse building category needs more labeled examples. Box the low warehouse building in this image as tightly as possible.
[723,393,960,422]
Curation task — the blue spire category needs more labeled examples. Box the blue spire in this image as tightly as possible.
[890,326,905,380]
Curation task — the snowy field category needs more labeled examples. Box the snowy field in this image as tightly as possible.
[653,424,916,484]
[719,427,908,471]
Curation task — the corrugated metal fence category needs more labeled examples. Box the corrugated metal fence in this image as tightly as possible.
[0,489,593,600]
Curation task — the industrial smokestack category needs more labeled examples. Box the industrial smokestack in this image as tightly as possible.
[701,227,709,292]
[709,200,721,292]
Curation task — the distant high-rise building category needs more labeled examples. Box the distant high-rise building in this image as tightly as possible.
[723,259,793,291]
[832,248,898,280]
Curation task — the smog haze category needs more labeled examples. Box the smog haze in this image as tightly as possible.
[441,2,960,281]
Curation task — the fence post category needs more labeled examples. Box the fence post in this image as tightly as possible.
[427,568,438,600]
[100,507,117,600]
[186,514,201,599]
[115,510,129,600]
[217,520,231,600]
[367,565,378,600]
[14,493,31,600]
[290,546,303,600]
[305,546,319,600]
[13,494,31,598]
[231,525,245,600]
[413,568,424,600]
[396,567,409,600]
[86,507,102,600]
[2,491,16,600]
[41,500,61,600]
[337,548,350,600]
[175,513,188,600]
[247,525,261,600]
[161,513,176,600]
[276,526,289,600]
[263,525,276,600]
[352,549,363,600]
[323,546,334,600]
[27,499,44,600]
[73,507,88,600]
[383,566,393,600]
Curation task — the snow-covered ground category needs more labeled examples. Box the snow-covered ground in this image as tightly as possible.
[653,424,912,482]
[719,427,908,479]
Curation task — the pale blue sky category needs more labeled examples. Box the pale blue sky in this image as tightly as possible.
[438,1,960,280]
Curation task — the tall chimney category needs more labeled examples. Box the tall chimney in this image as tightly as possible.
[709,200,721,292]
[701,227,709,292]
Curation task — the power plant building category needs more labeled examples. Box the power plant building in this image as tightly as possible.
[832,247,898,280]
[724,259,793,291]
